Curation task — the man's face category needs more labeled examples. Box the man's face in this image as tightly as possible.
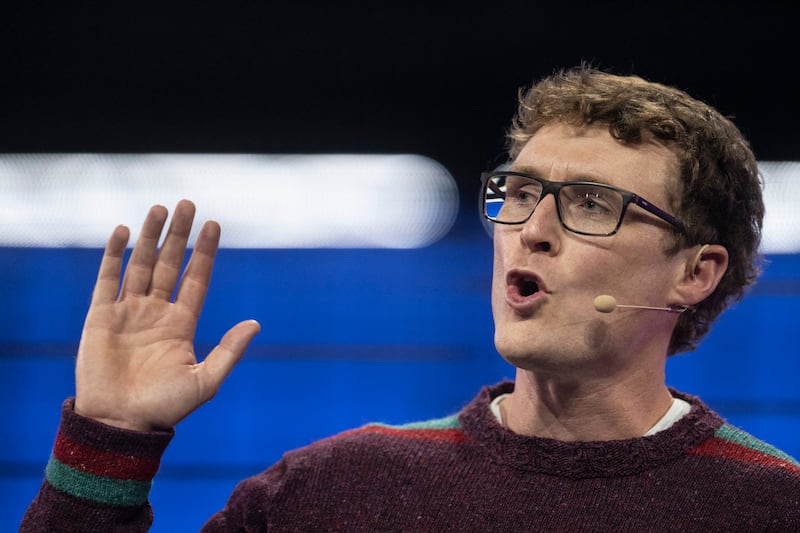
[491,122,686,374]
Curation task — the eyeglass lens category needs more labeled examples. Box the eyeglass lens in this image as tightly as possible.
[483,174,625,235]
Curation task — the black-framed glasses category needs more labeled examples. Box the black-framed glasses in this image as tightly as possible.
[481,171,685,237]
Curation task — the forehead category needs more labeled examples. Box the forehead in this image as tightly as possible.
[512,123,680,198]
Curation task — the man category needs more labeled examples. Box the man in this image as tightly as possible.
[21,66,800,531]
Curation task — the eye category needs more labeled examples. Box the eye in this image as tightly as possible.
[564,186,616,215]
[507,183,540,205]
[577,193,609,212]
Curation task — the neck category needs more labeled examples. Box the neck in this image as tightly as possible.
[502,366,674,441]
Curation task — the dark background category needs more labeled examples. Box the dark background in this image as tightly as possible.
[2,3,797,207]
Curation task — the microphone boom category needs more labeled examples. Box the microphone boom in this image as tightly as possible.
[593,295,687,314]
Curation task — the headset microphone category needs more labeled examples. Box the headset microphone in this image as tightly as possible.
[593,295,688,314]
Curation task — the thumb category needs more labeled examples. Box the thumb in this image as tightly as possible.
[197,319,261,400]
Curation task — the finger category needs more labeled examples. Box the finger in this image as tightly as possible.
[150,199,196,300]
[197,320,261,401]
[174,219,221,317]
[119,205,169,299]
[91,224,130,305]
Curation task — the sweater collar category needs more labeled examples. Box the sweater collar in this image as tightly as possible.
[459,381,724,479]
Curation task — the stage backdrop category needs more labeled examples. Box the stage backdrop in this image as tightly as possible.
[2,155,798,532]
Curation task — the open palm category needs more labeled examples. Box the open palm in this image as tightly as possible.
[74,200,260,431]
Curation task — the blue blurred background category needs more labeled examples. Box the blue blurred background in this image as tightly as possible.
[2,217,798,532]
[2,3,799,532]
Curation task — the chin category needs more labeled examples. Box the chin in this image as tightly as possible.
[497,349,568,374]
[495,330,549,369]
[494,326,596,374]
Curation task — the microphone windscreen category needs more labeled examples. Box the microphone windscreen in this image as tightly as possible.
[593,294,617,313]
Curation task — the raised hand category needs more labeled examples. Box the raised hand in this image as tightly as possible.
[73,200,261,431]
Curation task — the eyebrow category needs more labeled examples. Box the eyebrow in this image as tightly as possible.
[507,165,616,187]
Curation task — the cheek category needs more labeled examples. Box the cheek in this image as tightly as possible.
[592,251,677,301]
[491,232,520,316]
[491,241,505,301]
[491,227,517,269]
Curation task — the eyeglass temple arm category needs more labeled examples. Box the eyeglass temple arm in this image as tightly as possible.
[632,195,685,233]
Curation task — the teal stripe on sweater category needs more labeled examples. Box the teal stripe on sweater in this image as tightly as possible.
[716,424,800,467]
[375,413,461,430]
[46,455,152,506]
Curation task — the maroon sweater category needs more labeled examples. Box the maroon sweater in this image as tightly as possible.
[21,382,800,531]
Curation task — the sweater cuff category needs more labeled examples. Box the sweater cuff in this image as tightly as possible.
[45,398,174,507]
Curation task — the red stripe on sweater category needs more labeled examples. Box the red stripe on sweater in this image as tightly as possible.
[53,433,161,481]
[343,425,469,443]
[689,437,800,474]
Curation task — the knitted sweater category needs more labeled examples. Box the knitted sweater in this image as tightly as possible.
[21,382,800,532]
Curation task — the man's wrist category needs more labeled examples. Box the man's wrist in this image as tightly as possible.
[45,398,174,506]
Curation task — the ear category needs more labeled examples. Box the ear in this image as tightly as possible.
[669,244,729,306]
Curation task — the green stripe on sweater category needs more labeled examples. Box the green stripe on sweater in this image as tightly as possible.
[46,455,152,506]
[376,413,461,430]
[716,424,800,467]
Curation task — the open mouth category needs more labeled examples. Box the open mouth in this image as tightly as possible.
[519,277,539,297]
[506,271,544,304]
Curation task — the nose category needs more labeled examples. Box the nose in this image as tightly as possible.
[519,193,560,253]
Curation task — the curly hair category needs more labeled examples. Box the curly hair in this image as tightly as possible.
[507,65,764,355]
